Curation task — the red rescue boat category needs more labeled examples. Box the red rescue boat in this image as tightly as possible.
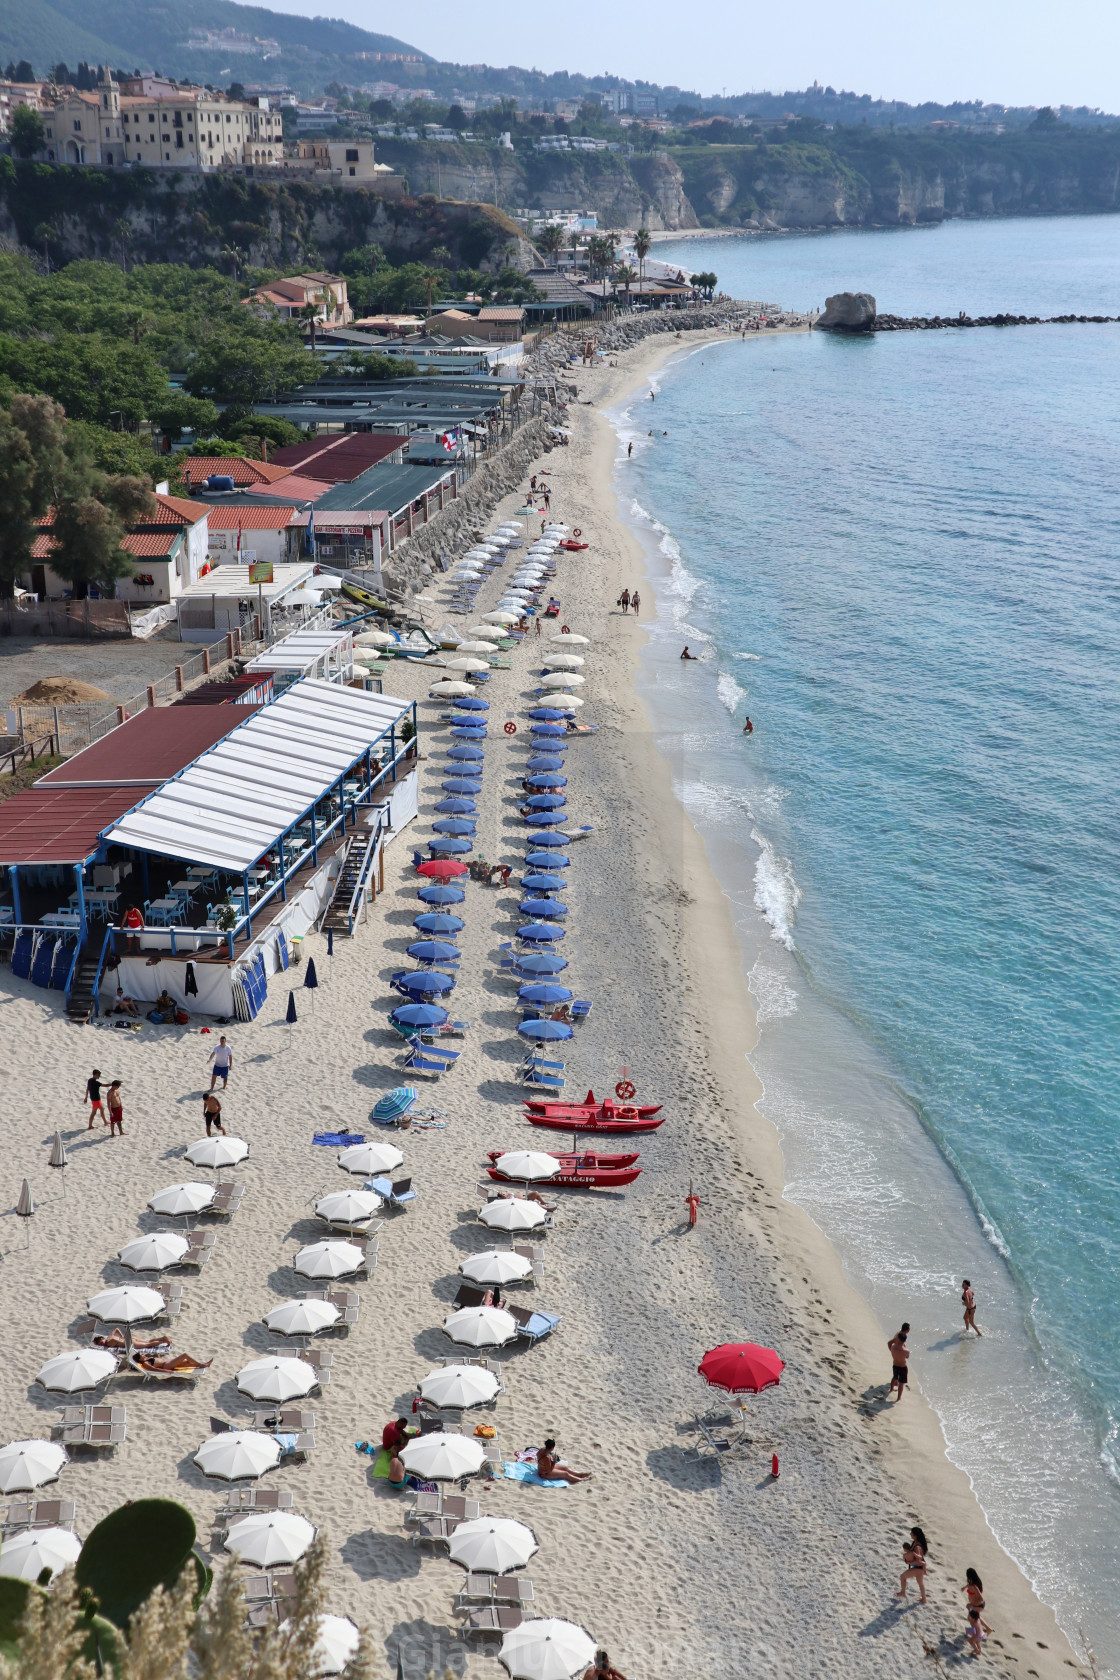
[486,1149,641,1188]
[523,1089,662,1123]
[523,1107,664,1135]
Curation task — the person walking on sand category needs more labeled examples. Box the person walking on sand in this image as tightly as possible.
[631,591,640,616]
[898,1525,929,1602]
[962,1279,982,1336]
[966,1605,992,1656]
[961,1568,985,1617]
[85,1069,107,1130]
[208,1035,233,1090]
[618,588,630,614]
[107,1080,124,1137]
[888,1323,910,1399]
[203,1091,225,1136]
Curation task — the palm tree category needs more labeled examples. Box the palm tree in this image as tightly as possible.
[615,262,637,310]
[112,217,133,273]
[220,243,246,282]
[538,223,564,267]
[299,290,326,350]
[634,226,652,286]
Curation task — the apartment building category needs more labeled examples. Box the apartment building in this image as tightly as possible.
[40,68,283,169]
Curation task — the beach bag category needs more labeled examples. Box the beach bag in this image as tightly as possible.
[473,1424,497,1438]
[147,1008,164,1024]
[175,1008,189,1024]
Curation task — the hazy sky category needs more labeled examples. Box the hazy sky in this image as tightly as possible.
[264,0,1117,109]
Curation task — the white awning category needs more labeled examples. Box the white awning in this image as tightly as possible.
[245,627,354,678]
[103,680,411,872]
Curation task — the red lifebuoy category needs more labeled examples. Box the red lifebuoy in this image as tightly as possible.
[560,625,570,634]
[615,1079,636,1100]
[617,1106,638,1120]
[504,721,517,735]
[573,528,582,538]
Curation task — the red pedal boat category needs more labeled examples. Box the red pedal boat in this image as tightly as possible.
[524,1090,662,1124]
[486,1149,641,1188]
[523,1107,664,1135]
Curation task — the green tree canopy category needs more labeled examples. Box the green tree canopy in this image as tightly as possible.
[0,394,68,598]
[8,106,43,159]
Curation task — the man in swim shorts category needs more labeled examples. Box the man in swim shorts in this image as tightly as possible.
[888,1323,911,1399]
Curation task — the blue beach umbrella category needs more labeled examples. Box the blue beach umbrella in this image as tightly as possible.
[407,939,461,965]
[453,696,489,712]
[523,833,568,850]
[390,1002,449,1028]
[451,726,488,740]
[527,793,566,809]
[526,755,565,773]
[526,851,569,869]
[518,923,566,943]
[373,1086,419,1123]
[397,970,456,996]
[518,1018,574,1042]
[434,797,477,815]
[522,873,565,891]
[447,745,484,762]
[429,836,473,856]
[432,818,476,835]
[530,724,566,739]
[527,774,567,789]
[515,952,568,975]
[524,812,567,828]
[441,778,482,795]
[520,898,567,919]
[528,708,568,721]
[413,912,465,935]
[517,983,573,1007]
[418,884,466,906]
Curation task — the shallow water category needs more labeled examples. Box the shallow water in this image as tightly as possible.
[612,217,1120,1667]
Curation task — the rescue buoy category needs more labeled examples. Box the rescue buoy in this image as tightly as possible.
[573,528,582,538]
[615,1079,636,1100]
[504,722,517,735]
[561,624,570,634]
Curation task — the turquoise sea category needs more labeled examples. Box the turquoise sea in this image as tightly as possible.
[614,216,1120,1667]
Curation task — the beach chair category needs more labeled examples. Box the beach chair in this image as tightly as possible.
[687,1413,737,1460]
[436,1019,470,1037]
[3,1499,77,1535]
[403,1490,442,1524]
[218,1487,294,1517]
[411,1515,463,1549]
[512,1245,544,1282]
[370,1176,417,1211]
[455,1575,534,1610]
[209,1183,245,1217]
[570,1000,593,1022]
[453,1283,489,1311]
[401,1042,457,1080]
[505,1304,560,1345]
[251,1408,317,1432]
[460,1606,525,1642]
[522,1068,564,1093]
[304,1348,334,1377]
[278,1432,316,1461]
[177,1242,215,1269]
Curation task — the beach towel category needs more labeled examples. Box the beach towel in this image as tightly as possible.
[364,1446,392,1479]
[313,1132,366,1147]
[503,1461,569,1489]
[275,1433,299,1456]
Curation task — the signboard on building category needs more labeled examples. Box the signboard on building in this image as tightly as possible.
[248,561,274,584]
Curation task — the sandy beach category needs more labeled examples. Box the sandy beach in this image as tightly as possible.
[0,323,1086,1678]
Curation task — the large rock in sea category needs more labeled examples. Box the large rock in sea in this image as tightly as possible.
[816,292,877,331]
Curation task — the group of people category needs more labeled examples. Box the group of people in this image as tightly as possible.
[84,1070,124,1135]
[898,1529,991,1655]
[617,589,641,615]
[888,1281,983,1401]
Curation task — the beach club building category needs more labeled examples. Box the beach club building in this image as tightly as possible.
[0,677,418,1022]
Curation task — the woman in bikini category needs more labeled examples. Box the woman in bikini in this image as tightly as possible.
[961,1568,985,1615]
[898,1525,929,1603]
[538,1438,592,1484]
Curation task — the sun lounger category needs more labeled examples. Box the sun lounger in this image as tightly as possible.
[3,1499,77,1534]
[278,1432,315,1460]
[217,1487,294,1516]
[411,1515,463,1548]
[59,1421,126,1448]
[522,1070,564,1092]
[456,1575,535,1609]
[61,1405,125,1427]
[439,1355,504,1381]
[453,1283,490,1311]
[369,1175,417,1210]
[176,1242,215,1269]
[461,1606,525,1640]
[402,1045,456,1079]
[570,1000,593,1021]
[686,1413,738,1459]
[251,1409,317,1432]
[127,1351,212,1382]
[208,1185,245,1218]
[505,1304,561,1344]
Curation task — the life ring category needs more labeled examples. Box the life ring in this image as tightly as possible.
[617,1105,638,1120]
[504,721,517,735]
[561,624,570,634]
[615,1079,636,1101]
[573,528,582,538]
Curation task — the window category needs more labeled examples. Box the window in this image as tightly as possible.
[45,126,52,138]
[349,166,356,176]
[106,150,113,162]
[346,148,359,162]
[74,120,81,131]
[175,132,183,148]
[135,152,141,160]
[149,113,155,122]
[105,127,111,137]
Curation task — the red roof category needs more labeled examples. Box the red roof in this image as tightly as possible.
[182,458,292,488]
[148,493,210,526]
[269,432,402,484]
[205,505,299,531]
[0,706,260,866]
[120,531,179,557]
[247,475,330,501]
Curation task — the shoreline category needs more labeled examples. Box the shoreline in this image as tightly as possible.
[565,324,1085,1673]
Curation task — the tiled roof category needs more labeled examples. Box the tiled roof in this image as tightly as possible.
[182,457,291,487]
[204,505,299,530]
[149,493,210,526]
[477,306,525,321]
[120,531,179,557]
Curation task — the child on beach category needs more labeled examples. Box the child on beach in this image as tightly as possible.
[966,1606,992,1656]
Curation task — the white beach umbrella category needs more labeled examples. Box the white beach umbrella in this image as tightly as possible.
[36,1350,118,1393]
[550,633,589,645]
[497,524,521,534]
[539,673,586,690]
[454,566,484,578]
[0,1441,67,1494]
[294,1240,365,1279]
[443,1306,519,1347]
[487,533,511,544]
[492,1152,561,1182]
[315,1189,380,1225]
[224,1510,315,1567]
[460,1250,533,1286]
[468,625,507,641]
[449,1517,538,1575]
[148,1181,215,1217]
[236,1356,317,1403]
[446,657,490,674]
[483,611,520,626]
[429,680,476,698]
[87,1285,165,1323]
[264,1298,340,1337]
[400,1433,484,1480]
[478,1198,547,1233]
[356,630,396,648]
[118,1232,190,1272]
[418,1364,500,1409]
[195,1430,282,1481]
[279,1615,359,1677]
[0,1527,82,1582]
[541,655,585,670]
[186,1135,249,1169]
[455,640,500,656]
[499,1619,596,1680]
[337,1140,403,1176]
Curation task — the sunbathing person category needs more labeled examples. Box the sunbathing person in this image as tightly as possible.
[537,1438,592,1483]
[95,1328,171,1352]
[585,1653,627,1680]
[130,1351,212,1373]
[388,1450,407,1488]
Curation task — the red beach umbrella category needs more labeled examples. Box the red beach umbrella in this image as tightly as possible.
[417,859,469,879]
[698,1342,785,1394]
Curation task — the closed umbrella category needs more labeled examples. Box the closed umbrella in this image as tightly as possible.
[492,1151,560,1181]
[294,1240,366,1279]
[186,1135,250,1169]
[400,1433,484,1480]
[396,970,456,995]
[460,1249,533,1286]
[16,1180,33,1219]
[87,1285,164,1324]
[118,1232,190,1272]
[418,1364,500,1409]
[698,1342,785,1394]
[264,1298,340,1337]
[522,874,566,892]
[443,1305,518,1347]
[417,858,469,877]
[518,1020,573,1043]
[148,1182,215,1217]
[285,992,298,1038]
[478,1198,547,1232]
[337,1140,404,1176]
[499,1619,596,1680]
[449,1517,538,1575]
[413,912,465,934]
[236,1356,317,1403]
[303,957,319,1010]
[391,1002,448,1028]
[407,939,462,963]
[518,923,565,942]
[315,1189,380,1225]
[48,1133,68,1170]
[514,952,568,975]
[0,1441,67,1494]
[194,1431,281,1481]
[519,899,567,919]
[372,1087,419,1123]
[418,884,466,905]
[0,1527,81,1582]
[36,1350,118,1393]
[224,1511,315,1568]
[517,983,573,1007]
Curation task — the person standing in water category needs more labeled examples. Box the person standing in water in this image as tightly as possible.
[962,1279,982,1336]
[742,716,754,735]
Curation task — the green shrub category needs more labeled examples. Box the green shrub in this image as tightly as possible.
[75,1498,198,1631]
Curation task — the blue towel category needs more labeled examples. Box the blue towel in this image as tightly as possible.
[312,1132,366,1147]
[503,1461,569,1488]
[275,1433,299,1455]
